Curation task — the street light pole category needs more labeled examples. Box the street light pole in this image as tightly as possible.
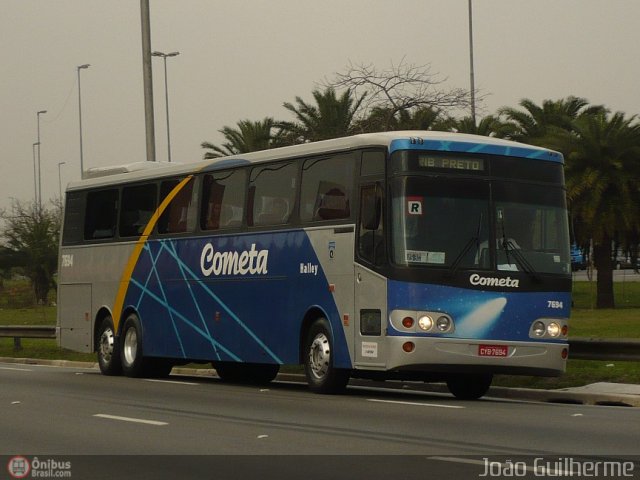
[77,64,90,179]
[32,142,39,207]
[152,51,180,163]
[36,110,47,211]
[58,162,66,202]
[468,0,477,126]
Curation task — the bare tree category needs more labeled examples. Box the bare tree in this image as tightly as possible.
[326,58,473,131]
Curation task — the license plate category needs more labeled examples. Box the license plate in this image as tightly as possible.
[478,344,508,357]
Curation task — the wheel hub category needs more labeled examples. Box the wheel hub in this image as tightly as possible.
[309,333,330,379]
[99,328,114,363]
[123,328,138,366]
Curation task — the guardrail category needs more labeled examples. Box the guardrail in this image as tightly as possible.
[0,325,56,351]
[0,327,639,361]
[568,337,640,362]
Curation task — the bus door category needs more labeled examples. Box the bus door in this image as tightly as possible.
[354,183,387,369]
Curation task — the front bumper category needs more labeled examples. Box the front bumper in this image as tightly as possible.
[384,336,567,376]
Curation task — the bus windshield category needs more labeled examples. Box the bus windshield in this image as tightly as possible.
[390,176,571,275]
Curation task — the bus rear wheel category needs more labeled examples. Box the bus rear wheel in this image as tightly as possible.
[120,313,146,378]
[304,318,350,394]
[446,373,493,400]
[97,315,122,376]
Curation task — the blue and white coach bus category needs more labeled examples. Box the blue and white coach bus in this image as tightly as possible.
[57,131,571,399]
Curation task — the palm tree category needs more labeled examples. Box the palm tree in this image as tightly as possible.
[499,96,603,143]
[280,87,365,143]
[355,106,446,133]
[201,118,280,159]
[558,111,640,307]
[443,115,512,138]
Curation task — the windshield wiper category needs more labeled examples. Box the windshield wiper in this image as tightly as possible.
[448,213,483,277]
[497,208,540,281]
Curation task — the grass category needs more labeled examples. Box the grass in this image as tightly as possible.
[0,306,56,326]
[0,338,95,363]
[1,279,639,389]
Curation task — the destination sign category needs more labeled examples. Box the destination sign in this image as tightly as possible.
[418,156,485,171]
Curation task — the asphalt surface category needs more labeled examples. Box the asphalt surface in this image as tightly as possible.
[3,359,639,479]
[3,356,640,407]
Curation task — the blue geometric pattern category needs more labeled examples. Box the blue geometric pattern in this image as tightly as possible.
[121,232,351,368]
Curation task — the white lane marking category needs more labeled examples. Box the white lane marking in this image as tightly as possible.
[0,366,32,372]
[143,378,199,386]
[93,414,168,426]
[430,456,486,467]
[367,398,465,409]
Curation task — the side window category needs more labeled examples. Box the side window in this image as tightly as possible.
[62,191,85,245]
[300,154,354,222]
[248,163,297,227]
[158,178,195,234]
[361,150,385,176]
[200,170,246,231]
[358,183,385,266]
[119,184,157,238]
[84,189,118,240]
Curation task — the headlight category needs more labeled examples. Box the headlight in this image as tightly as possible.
[436,316,451,332]
[547,322,561,337]
[417,315,433,331]
[532,321,546,337]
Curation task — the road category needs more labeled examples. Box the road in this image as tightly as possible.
[1,362,639,479]
[573,268,640,282]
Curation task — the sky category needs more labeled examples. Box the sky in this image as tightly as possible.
[1,0,639,213]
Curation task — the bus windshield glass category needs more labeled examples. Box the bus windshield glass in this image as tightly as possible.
[390,177,571,275]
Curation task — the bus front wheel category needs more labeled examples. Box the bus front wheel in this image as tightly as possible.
[97,315,122,376]
[304,318,350,394]
[446,373,493,400]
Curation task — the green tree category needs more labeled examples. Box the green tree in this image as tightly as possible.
[553,110,640,307]
[201,117,281,159]
[280,87,365,143]
[443,115,512,138]
[0,200,60,304]
[499,96,602,143]
[356,106,446,133]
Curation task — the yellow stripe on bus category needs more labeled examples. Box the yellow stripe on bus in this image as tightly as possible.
[112,175,194,332]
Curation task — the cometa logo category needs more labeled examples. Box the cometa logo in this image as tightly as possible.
[469,273,520,288]
[200,243,269,277]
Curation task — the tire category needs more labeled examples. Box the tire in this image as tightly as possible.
[97,315,122,376]
[446,373,493,400]
[120,313,146,378]
[303,317,350,394]
[214,362,280,385]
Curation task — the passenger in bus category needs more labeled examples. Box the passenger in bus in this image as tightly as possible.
[257,197,289,225]
[315,187,349,220]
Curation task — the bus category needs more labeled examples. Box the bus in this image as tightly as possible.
[57,131,571,399]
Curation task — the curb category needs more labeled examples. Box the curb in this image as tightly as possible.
[1,357,637,407]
